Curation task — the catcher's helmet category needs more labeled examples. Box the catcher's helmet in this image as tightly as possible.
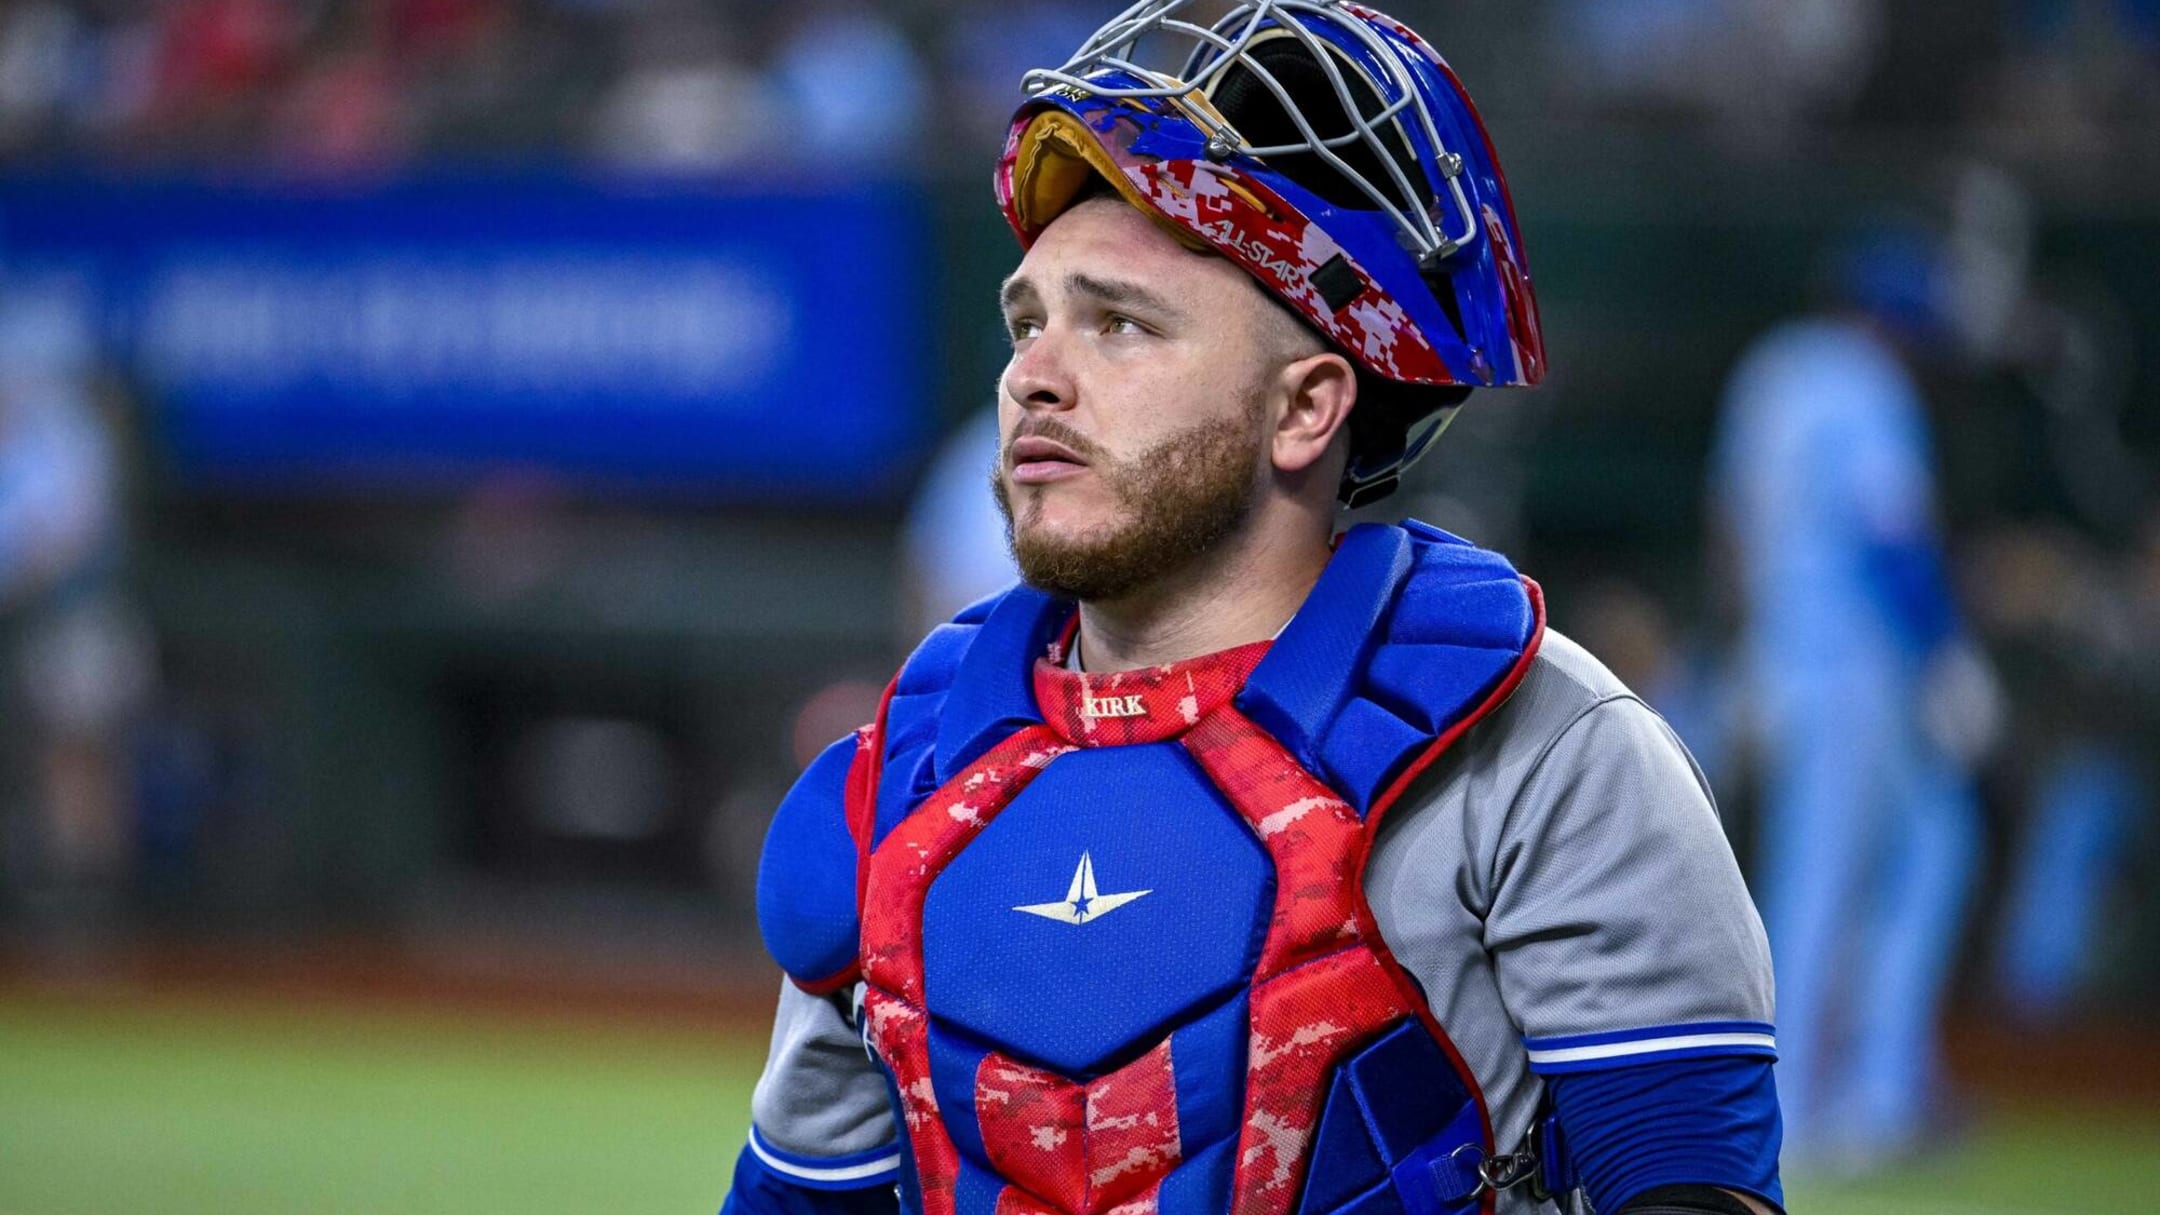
[996,0,1545,507]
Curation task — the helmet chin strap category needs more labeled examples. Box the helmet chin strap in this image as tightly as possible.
[1338,398,1462,508]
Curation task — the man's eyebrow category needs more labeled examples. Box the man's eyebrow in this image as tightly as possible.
[999,271,1186,320]
[1067,272,1184,319]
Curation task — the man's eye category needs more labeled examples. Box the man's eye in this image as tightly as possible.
[1008,318,1042,342]
[1106,315,1149,335]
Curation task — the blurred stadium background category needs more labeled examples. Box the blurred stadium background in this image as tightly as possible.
[0,1,2156,1211]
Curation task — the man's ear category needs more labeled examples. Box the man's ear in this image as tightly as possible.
[1271,351,1358,477]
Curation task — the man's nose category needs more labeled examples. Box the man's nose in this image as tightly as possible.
[1002,328,1078,412]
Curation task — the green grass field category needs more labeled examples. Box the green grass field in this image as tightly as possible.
[1,993,2154,1215]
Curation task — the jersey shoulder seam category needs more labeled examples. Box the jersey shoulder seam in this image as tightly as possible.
[1494,687,1654,839]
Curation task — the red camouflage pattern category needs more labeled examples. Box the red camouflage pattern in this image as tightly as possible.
[859,725,1075,1215]
[850,585,1547,1215]
[1179,708,1424,1215]
[976,1038,1181,1214]
[995,106,1454,387]
[1031,638,1269,748]
[865,988,963,1215]
[861,725,1076,1007]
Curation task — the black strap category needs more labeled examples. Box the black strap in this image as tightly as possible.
[1619,1184,1777,1215]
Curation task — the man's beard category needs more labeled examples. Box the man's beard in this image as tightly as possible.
[992,404,1264,603]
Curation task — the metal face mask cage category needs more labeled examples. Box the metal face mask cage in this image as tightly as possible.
[1021,0,1481,271]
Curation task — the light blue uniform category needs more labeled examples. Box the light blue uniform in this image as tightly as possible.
[1710,318,1981,1161]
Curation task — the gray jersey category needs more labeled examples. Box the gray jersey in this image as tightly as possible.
[745,630,1775,1211]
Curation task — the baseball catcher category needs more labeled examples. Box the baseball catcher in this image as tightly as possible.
[727,5,1782,1214]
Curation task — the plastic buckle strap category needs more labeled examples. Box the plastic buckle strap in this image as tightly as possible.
[1340,470,1401,510]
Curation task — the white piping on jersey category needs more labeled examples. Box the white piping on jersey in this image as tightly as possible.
[1524,1029,1777,1068]
[747,1130,902,1185]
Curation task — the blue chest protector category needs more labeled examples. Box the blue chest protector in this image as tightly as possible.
[758,522,1544,1215]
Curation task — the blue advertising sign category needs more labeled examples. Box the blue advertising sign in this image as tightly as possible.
[0,173,932,500]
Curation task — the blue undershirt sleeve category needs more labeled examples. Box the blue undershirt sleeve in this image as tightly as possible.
[1546,1055,1784,1214]
[720,1139,899,1215]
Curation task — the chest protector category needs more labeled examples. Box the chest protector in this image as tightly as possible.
[829,523,1542,1215]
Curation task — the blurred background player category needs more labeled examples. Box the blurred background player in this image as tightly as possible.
[1708,165,2025,1171]
[1978,513,2154,1024]
[900,405,1018,640]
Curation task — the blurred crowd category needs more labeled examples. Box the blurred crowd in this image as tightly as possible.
[0,1,2154,176]
[0,0,1087,175]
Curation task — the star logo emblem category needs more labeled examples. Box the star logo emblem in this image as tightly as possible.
[1013,852,1151,926]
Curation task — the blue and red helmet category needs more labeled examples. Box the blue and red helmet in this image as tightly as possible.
[996,0,1545,506]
